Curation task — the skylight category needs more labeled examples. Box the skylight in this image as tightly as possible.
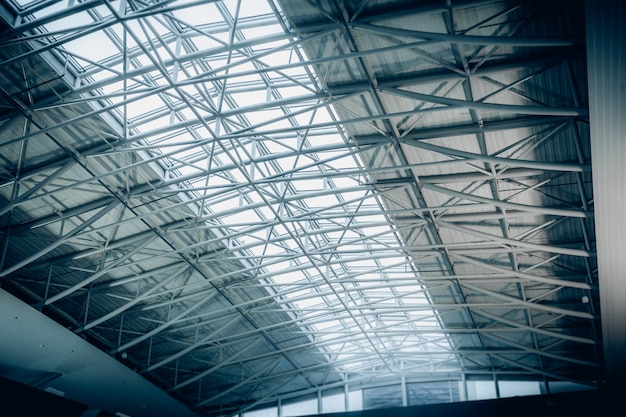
[6,0,458,374]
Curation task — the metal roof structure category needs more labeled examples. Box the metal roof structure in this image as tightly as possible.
[0,0,613,416]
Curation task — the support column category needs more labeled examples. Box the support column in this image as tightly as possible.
[318,389,322,414]
[586,0,626,388]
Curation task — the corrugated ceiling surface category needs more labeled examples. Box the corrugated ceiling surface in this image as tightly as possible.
[278,0,599,381]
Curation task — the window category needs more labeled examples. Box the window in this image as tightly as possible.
[498,381,541,398]
[466,380,497,400]
[407,381,460,406]
[244,407,277,417]
[282,398,317,417]
[363,384,403,409]
[322,392,345,413]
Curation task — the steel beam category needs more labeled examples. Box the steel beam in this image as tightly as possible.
[400,140,589,173]
[451,253,591,290]
[381,86,588,117]
[110,290,219,354]
[421,183,591,219]
[0,198,120,278]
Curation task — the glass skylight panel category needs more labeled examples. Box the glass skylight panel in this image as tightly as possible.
[8,0,459,378]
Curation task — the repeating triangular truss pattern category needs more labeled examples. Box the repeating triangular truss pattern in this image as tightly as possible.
[0,0,601,416]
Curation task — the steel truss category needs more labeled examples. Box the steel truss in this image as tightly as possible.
[0,0,601,416]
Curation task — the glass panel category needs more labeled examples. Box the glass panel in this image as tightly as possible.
[466,380,497,400]
[407,381,460,406]
[363,384,403,410]
[348,389,363,411]
[498,381,541,398]
[244,407,278,417]
[282,398,317,417]
[322,392,345,414]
